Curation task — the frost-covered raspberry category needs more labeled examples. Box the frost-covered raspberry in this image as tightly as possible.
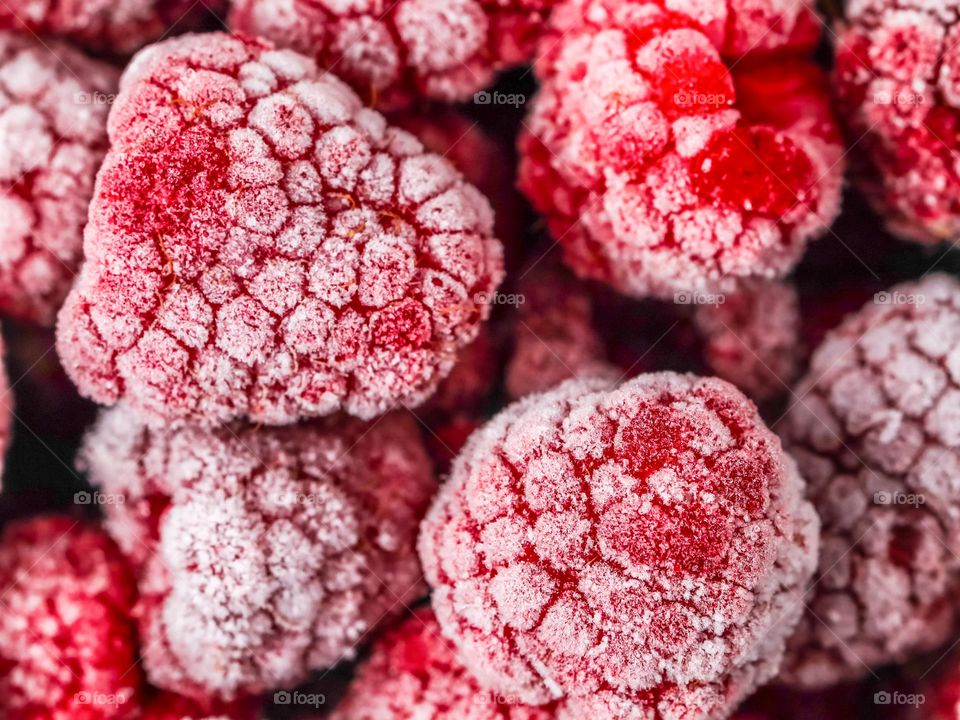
[0,34,117,325]
[79,406,436,699]
[332,608,560,720]
[0,515,142,720]
[834,0,960,243]
[519,0,843,300]
[694,279,801,402]
[779,273,960,688]
[56,33,503,426]
[229,0,556,109]
[505,264,613,400]
[420,372,819,718]
[0,0,223,55]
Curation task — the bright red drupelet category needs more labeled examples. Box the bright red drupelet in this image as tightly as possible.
[331,608,560,720]
[419,372,820,720]
[55,33,503,426]
[229,0,556,109]
[0,515,142,720]
[779,274,960,688]
[0,33,117,325]
[519,0,843,300]
[834,0,960,244]
[79,406,437,700]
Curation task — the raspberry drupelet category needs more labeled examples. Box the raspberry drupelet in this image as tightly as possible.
[0,0,224,55]
[331,608,560,720]
[0,515,142,720]
[78,406,436,700]
[693,278,802,403]
[518,0,843,300]
[229,0,556,110]
[779,273,960,689]
[0,33,117,325]
[834,0,960,244]
[56,32,504,426]
[419,372,820,720]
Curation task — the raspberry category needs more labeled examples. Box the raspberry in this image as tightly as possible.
[56,33,503,426]
[0,1,224,55]
[228,0,556,109]
[78,406,436,699]
[778,273,960,688]
[0,33,117,325]
[518,0,843,300]
[0,515,142,720]
[331,608,560,720]
[504,264,613,400]
[834,0,960,244]
[419,372,819,718]
[693,279,801,402]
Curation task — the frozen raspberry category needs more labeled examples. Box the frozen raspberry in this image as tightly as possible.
[78,406,436,699]
[419,372,820,718]
[834,0,960,243]
[519,0,843,300]
[331,608,560,720]
[0,515,142,720]
[693,279,801,403]
[0,34,117,325]
[0,0,224,55]
[56,33,503,426]
[779,273,960,688]
[228,0,556,109]
[504,264,614,399]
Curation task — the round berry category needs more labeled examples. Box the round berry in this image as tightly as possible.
[419,372,819,718]
[779,273,960,688]
[229,0,556,109]
[0,0,224,55]
[834,0,960,243]
[56,33,503,426]
[331,608,560,720]
[0,33,117,325]
[79,406,436,699]
[519,0,843,299]
[0,515,142,720]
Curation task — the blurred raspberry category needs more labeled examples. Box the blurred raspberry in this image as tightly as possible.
[229,0,556,109]
[504,264,613,399]
[420,372,819,718]
[0,33,117,325]
[834,0,960,243]
[694,278,801,403]
[519,0,842,300]
[0,0,224,55]
[779,273,960,688]
[331,608,560,720]
[0,515,142,720]
[79,407,436,700]
[56,33,503,426]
